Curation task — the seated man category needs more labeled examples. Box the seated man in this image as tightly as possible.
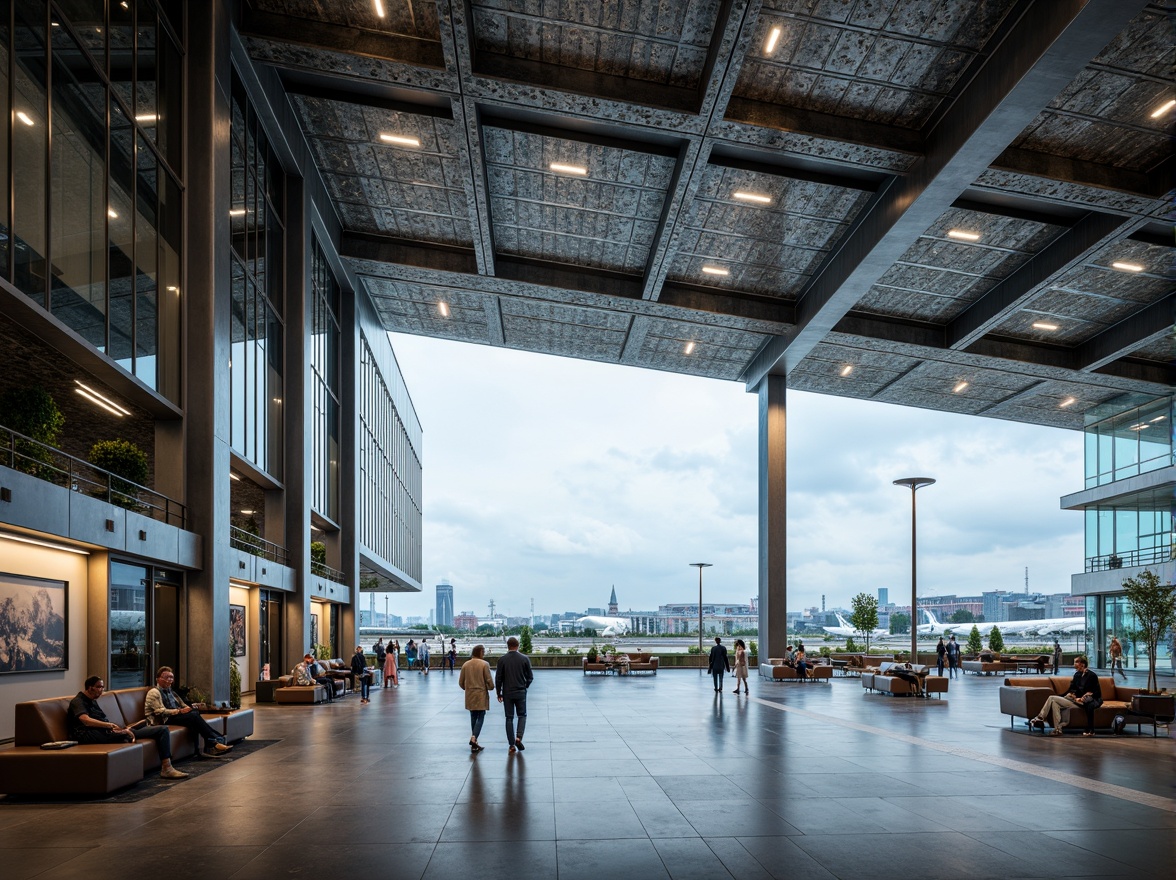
[145,666,233,757]
[68,675,189,779]
[1030,655,1102,736]
[294,653,335,701]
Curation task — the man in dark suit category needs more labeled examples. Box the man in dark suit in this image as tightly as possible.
[707,637,730,692]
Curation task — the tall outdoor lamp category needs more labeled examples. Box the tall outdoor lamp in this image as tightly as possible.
[690,563,712,675]
[893,478,935,663]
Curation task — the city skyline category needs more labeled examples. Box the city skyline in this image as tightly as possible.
[382,332,1084,621]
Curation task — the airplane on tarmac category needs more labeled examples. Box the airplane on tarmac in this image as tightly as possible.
[923,609,1084,638]
[822,612,889,640]
[575,615,631,637]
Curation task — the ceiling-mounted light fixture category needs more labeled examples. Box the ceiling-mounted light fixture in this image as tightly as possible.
[373,0,386,18]
[701,265,729,276]
[15,111,34,126]
[549,163,588,176]
[240,509,255,516]
[952,381,969,393]
[1149,98,1175,119]
[733,191,772,205]
[947,230,980,241]
[135,113,157,123]
[107,209,118,219]
[764,26,781,54]
[839,365,853,377]
[438,302,450,317]
[1060,397,1076,408]
[74,380,131,417]
[229,473,241,481]
[229,208,247,217]
[1031,321,1059,331]
[1111,261,1144,272]
[0,532,91,555]
[379,133,420,147]
[684,341,696,355]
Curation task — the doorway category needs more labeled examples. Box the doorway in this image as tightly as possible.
[108,561,182,687]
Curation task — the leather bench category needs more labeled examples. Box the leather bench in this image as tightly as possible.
[764,659,834,681]
[862,662,948,697]
[275,684,329,703]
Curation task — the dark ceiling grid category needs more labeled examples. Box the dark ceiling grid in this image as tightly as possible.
[239,0,1174,432]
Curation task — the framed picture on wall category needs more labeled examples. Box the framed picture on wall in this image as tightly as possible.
[229,604,247,658]
[310,614,319,653]
[0,573,68,674]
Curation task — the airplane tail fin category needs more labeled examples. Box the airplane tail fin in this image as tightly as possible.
[923,608,939,627]
[835,612,852,629]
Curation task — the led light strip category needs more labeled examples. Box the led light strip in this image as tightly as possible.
[75,380,131,416]
[0,532,91,555]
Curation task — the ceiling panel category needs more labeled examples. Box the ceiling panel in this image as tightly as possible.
[365,279,493,344]
[252,0,441,40]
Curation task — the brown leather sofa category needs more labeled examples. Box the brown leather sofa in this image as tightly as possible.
[581,653,659,675]
[764,658,834,681]
[961,655,1019,675]
[275,659,351,701]
[0,687,254,795]
[998,675,1138,730]
[862,662,949,697]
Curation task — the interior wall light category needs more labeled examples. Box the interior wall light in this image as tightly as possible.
[1031,321,1059,331]
[166,285,179,293]
[1149,98,1175,119]
[74,380,131,416]
[764,26,781,54]
[549,163,588,176]
[839,365,853,377]
[684,341,696,355]
[16,111,34,126]
[438,302,450,317]
[701,265,729,276]
[240,509,255,515]
[373,0,386,18]
[379,133,420,147]
[229,208,246,217]
[947,230,980,241]
[107,209,118,219]
[1060,397,1076,408]
[733,191,772,205]
[0,532,91,556]
[1150,415,1167,422]
[135,114,157,123]
[229,473,241,481]
[1111,261,1144,272]
[952,381,969,393]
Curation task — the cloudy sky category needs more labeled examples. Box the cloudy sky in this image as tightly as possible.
[382,332,1084,621]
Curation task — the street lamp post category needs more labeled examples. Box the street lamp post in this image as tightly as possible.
[893,478,935,664]
[690,563,712,674]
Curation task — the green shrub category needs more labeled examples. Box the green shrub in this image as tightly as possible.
[520,625,533,654]
[845,636,859,653]
[586,645,598,662]
[546,645,562,654]
[565,647,579,655]
[749,640,758,656]
[89,439,148,507]
[310,541,327,565]
[0,387,64,479]
[988,626,1005,653]
[229,655,242,709]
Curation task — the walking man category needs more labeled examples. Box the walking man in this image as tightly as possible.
[936,637,946,676]
[1108,636,1126,681]
[495,636,534,752]
[419,638,431,675]
[1052,639,1063,675]
[708,636,730,692]
[946,635,961,678]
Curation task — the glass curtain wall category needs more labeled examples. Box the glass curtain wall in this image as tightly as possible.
[0,1,183,402]
[229,68,284,477]
[1084,396,1173,489]
[309,239,339,521]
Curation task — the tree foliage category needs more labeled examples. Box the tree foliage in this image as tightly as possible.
[1123,569,1176,693]
[889,612,910,634]
[89,439,149,507]
[850,593,879,652]
[966,625,983,655]
[988,625,1004,653]
[519,625,533,654]
[950,609,976,624]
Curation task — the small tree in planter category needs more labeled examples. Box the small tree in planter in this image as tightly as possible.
[988,626,1005,654]
[850,592,879,653]
[0,387,64,480]
[520,625,533,654]
[310,541,327,575]
[1123,569,1176,694]
[89,439,148,508]
[967,625,983,656]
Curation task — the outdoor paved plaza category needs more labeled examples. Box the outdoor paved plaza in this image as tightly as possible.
[2,668,1172,879]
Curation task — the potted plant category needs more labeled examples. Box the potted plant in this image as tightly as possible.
[586,645,598,663]
[1122,569,1176,694]
[89,438,149,508]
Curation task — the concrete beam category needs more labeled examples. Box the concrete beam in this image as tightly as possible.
[1076,292,1175,372]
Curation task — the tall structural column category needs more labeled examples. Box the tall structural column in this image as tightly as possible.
[183,0,233,701]
[757,374,787,669]
[338,265,360,652]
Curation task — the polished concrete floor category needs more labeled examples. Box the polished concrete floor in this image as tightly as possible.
[2,668,1173,879]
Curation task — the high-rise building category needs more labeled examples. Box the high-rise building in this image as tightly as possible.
[436,582,454,628]
[878,588,889,606]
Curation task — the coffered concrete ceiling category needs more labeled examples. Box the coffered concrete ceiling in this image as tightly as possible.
[241,0,1174,429]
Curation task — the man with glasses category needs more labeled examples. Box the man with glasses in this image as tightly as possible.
[68,675,189,779]
[145,666,234,757]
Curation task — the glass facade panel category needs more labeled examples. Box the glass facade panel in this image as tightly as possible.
[109,560,148,689]
[310,239,340,520]
[0,6,10,279]
[228,67,284,477]
[134,131,158,388]
[12,2,48,307]
[1083,396,1174,488]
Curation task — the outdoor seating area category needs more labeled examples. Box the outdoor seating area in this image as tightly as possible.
[0,688,254,795]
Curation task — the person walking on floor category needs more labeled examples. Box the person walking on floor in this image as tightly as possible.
[1108,636,1126,681]
[384,640,400,687]
[447,638,458,671]
[373,639,386,675]
[419,638,431,675]
[731,639,749,694]
[351,646,374,703]
[1052,639,1063,675]
[936,637,946,676]
[495,636,534,753]
[708,636,730,693]
[459,644,494,752]
[405,640,417,673]
[946,635,961,678]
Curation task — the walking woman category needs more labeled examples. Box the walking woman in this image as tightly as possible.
[936,637,946,676]
[1108,636,1126,681]
[384,639,400,688]
[731,639,750,695]
[458,644,494,752]
[405,639,417,673]
[351,645,373,703]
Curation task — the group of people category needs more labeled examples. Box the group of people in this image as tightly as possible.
[458,636,533,753]
[934,635,963,677]
[705,636,751,693]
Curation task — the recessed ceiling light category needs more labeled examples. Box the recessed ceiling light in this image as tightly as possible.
[701,266,729,276]
[107,208,118,219]
[947,230,980,241]
[1060,397,1076,408]
[839,365,853,377]
[0,532,89,555]
[1111,261,1144,272]
[135,113,157,123]
[438,302,450,317]
[1150,415,1167,422]
[549,163,588,176]
[379,133,420,147]
[373,0,386,18]
[1031,321,1059,331]
[1149,98,1176,119]
[764,26,781,54]
[733,191,772,205]
[229,208,247,217]
[16,111,34,126]
[166,285,179,293]
[240,509,255,515]
[684,341,696,355]
[952,381,969,393]
[1129,423,1148,431]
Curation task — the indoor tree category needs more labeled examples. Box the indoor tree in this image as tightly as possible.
[989,625,1005,653]
[966,625,983,656]
[1122,569,1176,694]
[850,593,879,653]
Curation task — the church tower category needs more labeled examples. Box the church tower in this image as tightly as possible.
[608,586,618,616]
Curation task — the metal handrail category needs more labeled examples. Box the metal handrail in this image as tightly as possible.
[1,425,186,528]
[229,524,290,565]
[311,560,346,583]
[1085,547,1173,572]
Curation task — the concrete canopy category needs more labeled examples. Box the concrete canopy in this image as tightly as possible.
[241,0,1173,427]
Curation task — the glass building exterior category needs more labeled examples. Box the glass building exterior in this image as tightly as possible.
[0,0,422,732]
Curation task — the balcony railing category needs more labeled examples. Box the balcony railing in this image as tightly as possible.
[311,560,346,583]
[229,524,290,566]
[1,426,186,528]
[1085,547,1173,572]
